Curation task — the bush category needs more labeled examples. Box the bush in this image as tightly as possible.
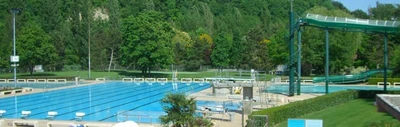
[62,64,82,71]
[367,78,400,85]
[247,90,400,126]
[248,90,358,126]
[357,90,400,98]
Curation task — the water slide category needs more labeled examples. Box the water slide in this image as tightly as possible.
[312,69,386,84]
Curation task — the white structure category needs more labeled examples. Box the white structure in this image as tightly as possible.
[47,111,58,120]
[0,110,5,117]
[75,112,85,121]
[34,65,44,72]
[21,111,31,119]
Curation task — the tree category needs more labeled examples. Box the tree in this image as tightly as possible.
[120,11,175,74]
[211,32,232,69]
[17,22,58,75]
[160,93,213,127]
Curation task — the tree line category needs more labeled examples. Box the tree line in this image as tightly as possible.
[0,0,399,75]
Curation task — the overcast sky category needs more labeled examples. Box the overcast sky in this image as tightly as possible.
[335,0,400,12]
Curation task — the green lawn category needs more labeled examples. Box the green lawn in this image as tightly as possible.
[277,99,399,127]
[0,70,274,80]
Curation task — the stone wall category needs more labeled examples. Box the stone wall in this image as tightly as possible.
[376,94,400,120]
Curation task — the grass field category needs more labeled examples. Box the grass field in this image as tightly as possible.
[0,70,275,80]
[277,99,399,127]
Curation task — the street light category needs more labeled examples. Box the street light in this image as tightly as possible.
[11,8,20,118]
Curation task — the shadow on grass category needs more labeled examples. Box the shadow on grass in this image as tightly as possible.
[20,73,56,76]
[115,70,169,78]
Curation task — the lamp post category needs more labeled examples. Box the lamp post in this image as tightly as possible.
[11,8,20,117]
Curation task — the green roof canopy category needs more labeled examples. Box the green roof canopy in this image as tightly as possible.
[300,13,400,33]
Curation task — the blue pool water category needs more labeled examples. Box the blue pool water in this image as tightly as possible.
[0,82,81,89]
[196,100,241,112]
[0,82,210,123]
[266,84,400,94]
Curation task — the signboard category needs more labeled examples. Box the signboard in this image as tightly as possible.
[10,56,19,62]
[288,119,323,127]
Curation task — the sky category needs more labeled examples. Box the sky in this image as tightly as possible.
[335,0,400,12]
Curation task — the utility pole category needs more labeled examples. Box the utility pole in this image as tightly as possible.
[88,3,91,79]
[288,0,295,96]
[11,8,20,117]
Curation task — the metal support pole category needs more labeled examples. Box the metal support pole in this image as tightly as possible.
[297,29,302,95]
[288,7,295,96]
[325,29,329,94]
[11,8,19,117]
[384,33,388,93]
[88,18,91,78]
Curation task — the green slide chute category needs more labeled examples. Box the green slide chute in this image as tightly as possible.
[312,69,386,84]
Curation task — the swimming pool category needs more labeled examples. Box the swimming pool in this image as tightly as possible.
[0,82,210,123]
[0,82,80,89]
[265,84,400,94]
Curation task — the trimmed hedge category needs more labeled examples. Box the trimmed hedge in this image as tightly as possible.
[248,91,358,126]
[367,78,400,85]
[247,90,400,126]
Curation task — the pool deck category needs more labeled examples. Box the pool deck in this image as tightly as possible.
[0,81,323,127]
[190,84,323,127]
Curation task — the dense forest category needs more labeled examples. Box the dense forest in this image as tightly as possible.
[0,0,399,75]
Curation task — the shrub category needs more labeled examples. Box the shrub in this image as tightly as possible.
[248,90,358,126]
[247,90,400,126]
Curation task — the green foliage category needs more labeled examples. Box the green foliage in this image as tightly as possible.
[0,0,399,75]
[120,11,175,74]
[369,121,400,127]
[160,93,212,127]
[249,90,400,126]
[62,65,82,71]
[277,99,400,127]
[17,21,58,75]
[249,90,359,126]
[211,32,232,68]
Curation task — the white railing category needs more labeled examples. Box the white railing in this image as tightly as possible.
[302,80,313,83]
[157,78,168,85]
[377,82,391,87]
[122,78,133,82]
[145,78,156,85]
[27,79,36,83]
[47,79,57,83]
[393,82,400,87]
[57,79,67,83]
[7,79,15,83]
[134,78,144,85]
[181,78,192,85]
[193,78,205,86]
[17,79,26,83]
[0,79,6,83]
[145,78,156,82]
[37,79,47,83]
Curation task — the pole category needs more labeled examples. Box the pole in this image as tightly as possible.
[297,29,302,95]
[11,8,19,117]
[384,33,388,93]
[88,17,91,78]
[325,29,329,94]
[288,0,295,96]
